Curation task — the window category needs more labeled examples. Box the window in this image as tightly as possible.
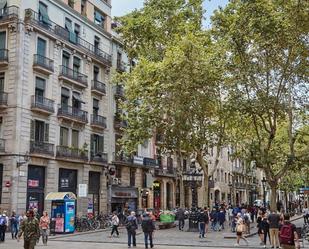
[72,91,82,109]
[94,9,106,27]
[115,166,121,178]
[90,134,104,156]
[74,23,80,37]
[61,87,69,107]
[65,18,76,43]
[225,172,227,183]
[35,77,46,102]
[0,72,4,92]
[0,164,3,203]
[68,0,74,8]
[0,31,6,51]
[59,168,77,194]
[62,51,70,68]
[94,36,100,53]
[37,37,46,57]
[73,56,80,73]
[81,0,87,16]
[130,168,136,187]
[93,99,99,116]
[60,127,69,146]
[117,52,122,66]
[38,2,49,24]
[71,130,79,148]
[30,120,49,142]
[93,66,99,80]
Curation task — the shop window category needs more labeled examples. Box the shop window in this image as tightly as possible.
[58,168,77,194]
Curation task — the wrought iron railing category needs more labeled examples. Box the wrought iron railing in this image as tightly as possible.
[91,114,107,128]
[30,141,54,156]
[25,9,112,66]
[58,105,88,123]
[115,85,125,98]
[56,145,88,161]
[31,95,54,113]
[0,6,19,22]
[33,54,54,72]
[90,152,108,163]
[0,92,8,106]
[91,80,106,94]
[59,65,88,87]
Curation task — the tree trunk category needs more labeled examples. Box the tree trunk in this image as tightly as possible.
[270,183,278,211]
[196,151,208,207]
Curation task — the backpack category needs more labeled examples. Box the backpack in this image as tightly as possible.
[279,223,294,245]
[0,216,6,226]
[125,218,137,231]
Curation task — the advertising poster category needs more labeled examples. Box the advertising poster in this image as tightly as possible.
[55,218,64,233]
[65,201,75,232]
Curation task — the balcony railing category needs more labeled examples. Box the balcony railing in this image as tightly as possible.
[114,85,125,98]
[90,152,108,163]
[143,157,159,167]
[0,138,5,152]
[59,65,88,87]
[114,115,128,129]
[113,152,133,164]
[0,92,8,106]
[0,49,8,63]
[31,95,54,113]
[30,141,54,156]
[58,105,88,123]
[91,114,107,128]
[155,168,177,177]
[234,182,246,189]
[0,6,19,22]
[56,145,88,161]
[25,9,112,66]
[116,62,126,72]
[91,80,106,95]
[33,54,54,72]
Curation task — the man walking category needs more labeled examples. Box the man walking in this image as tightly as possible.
[176,207,185,231]
[17,210,40,249]
[0,211,8,242]
[279,214,300,249]
[141,212,155,249]
[197,209,208,238]
[268,209,281,249]
[125,211,138,248]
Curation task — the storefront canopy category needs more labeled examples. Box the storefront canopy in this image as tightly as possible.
[45,192,77,201]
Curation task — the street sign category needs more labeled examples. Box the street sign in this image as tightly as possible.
[78,184,88,197]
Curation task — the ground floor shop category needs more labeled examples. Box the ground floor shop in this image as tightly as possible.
[0,156,107,216]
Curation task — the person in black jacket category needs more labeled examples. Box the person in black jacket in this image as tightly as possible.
[141,213,155,249]
[198,209,208,238]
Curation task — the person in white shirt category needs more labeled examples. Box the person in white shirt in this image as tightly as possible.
[303,205,309,224]
[110,211,120,238]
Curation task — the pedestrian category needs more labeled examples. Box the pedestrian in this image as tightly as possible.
[210,208,218,231]
[218,208,225,231]
[10,211,19,239]
[279,213,300,249]
[141,212,155,249]
[110,211,119,238]
[0,211,8,242]
[125,211,138,248]
[33,208,40,244]
[234,213,249,247]
[204,207,210,235]
[39,211,50,245]
[303,204,309,224]
[261,212,271,247]
[268,209,281,249]
[176,207,185,231]
[243,209,251,234]
[197,209,207,238]
[17,210,40,249]
[257,211,264,246]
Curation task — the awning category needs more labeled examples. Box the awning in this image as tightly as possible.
[45,192,77,201]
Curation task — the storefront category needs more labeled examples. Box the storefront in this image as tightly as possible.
[58,168,77,195]
[153,181,161,209]
[110,186,138,214]
[88,171,100,216]
[27,165,45,215]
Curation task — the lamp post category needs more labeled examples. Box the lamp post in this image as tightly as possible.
[261,177,267,208]
[183,163,203,232]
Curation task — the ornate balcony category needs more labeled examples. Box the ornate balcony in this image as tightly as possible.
[33,54,54,75]
[57,105,88,124]
[0,6,19,24]
[91,80,106,96]
[91,114,107,129]
[24,9,112,67]
[0,49,8,66]
[30,141,54,156]
[114,115,128,130]
[31,95,54,115]
[59,65,88,88]
[0,92,8,108]
[90,152,108,164]
[114,85,125,99]
[56,145,88,161]
[154,168,177,178]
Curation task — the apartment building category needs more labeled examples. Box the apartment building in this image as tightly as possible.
[0,0,115,216]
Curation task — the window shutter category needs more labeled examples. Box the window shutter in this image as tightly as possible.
[44,123,49,142]
[30,120,35,141]
[90,134,95,155]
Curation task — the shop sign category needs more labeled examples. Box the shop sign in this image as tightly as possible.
[111,188,138,198]
[78,184,88,197]
[60,178,69,188]
[28,179,39,187]
[133,156,144,165]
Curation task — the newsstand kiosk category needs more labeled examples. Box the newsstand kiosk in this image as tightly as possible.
[45,192,76,233]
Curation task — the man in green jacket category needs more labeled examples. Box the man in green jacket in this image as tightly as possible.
[17,210,40,249]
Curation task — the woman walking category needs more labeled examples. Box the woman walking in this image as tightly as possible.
[110,212,119,238]
[39,211,50,245]
[261,212,270,248]
[256,211,264,245]
[234,213,249,247]
[9,211,19,239]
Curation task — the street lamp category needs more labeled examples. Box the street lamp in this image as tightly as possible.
[261,177,267,208]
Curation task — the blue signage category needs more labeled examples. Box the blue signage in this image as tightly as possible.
[65,201,75,232]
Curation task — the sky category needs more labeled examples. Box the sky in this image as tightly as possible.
[111,0,229,27]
